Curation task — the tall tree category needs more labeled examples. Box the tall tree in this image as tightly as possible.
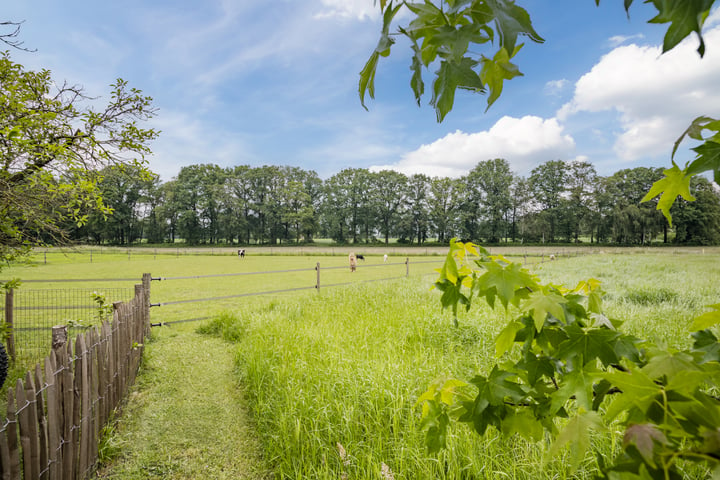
[529,160,567,242]
[0,51,157,263]
[605,167,665,244]
[371,170,408,245]
[403,173,431,244]
[564,160,597,243]
[83,164,157,244]
[467,159,513,243]
[428,176,465,243]
[670,177,720,244]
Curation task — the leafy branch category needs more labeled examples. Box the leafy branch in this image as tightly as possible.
[420,239,720,478]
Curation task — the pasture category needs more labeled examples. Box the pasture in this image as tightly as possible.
[2,247,718,478]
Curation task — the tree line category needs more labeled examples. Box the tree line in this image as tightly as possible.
[68,158,720,246]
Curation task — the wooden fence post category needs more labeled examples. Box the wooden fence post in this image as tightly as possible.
[52,325,67,351]
[405,258,409,277]
[5,286,15,361]
[142,273,152,336]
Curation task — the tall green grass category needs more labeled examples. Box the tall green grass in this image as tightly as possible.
[203,252,718,479]
[204,279,595,479]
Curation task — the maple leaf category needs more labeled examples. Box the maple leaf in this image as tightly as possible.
[501,409,543,442]
[641,350,699,382]
[556,324,620,367]
[549,409,604,470]
[470,366,526,406]
[691,329,720,363]
[640,163,695,226]
[430,57,484,122]
[480,45,523,111]
[690,303,720,331]
[521,289,567,332]
[647,0,715,56]
[603,367,661,422]
[495,320,524,357]
[551,365,596,413]
[485,0,544,54]
[476,260,537,310]
[623,423,668,468]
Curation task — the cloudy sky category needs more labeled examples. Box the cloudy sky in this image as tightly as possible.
[4,1,720,180]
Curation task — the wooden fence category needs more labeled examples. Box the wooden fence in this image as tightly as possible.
[0,274,151,479]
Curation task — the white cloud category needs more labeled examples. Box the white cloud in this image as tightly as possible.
[314,0,380,20]
[369,116,576,178]
[544,79,568,97]
[558,26,720,161]
[607,34,645,48]
[147,111,257,180]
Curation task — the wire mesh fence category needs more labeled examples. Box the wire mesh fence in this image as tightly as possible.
[2,288,134,368]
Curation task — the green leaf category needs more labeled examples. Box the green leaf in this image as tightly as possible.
[640,163,695,226]
[691,329,720,363]
[476,259,537,310]
[548,410,603,470]
[603,367,660,422]
[400,27,425,106]
[430,57,484,122]
[551,365,596,413]
[358,2,403,110]
[501,409,544,441]
[641,350,699,381]
[647,0,715,56]
[671,116,719,156]
[516,351,555,385]
[689,140,720,184]
[471,366,526,406]
[495,320,524,357]
[359,51,380,111]
[480,45,523,110]
[556,324,620,367]
[521,289,567,332]
[485,0,544,54]
[690,303,720,331]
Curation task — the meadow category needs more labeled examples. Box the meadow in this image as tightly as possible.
[199,249,718,479]
[2,247,718,478]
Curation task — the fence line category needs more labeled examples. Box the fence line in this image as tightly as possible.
[1,288,134,368]
[0,274,151,480]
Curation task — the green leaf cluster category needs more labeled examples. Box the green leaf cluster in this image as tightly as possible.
[420,240,720,477]
[360,0,543,121]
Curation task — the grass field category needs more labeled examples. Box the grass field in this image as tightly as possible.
[196,250,718,479]
[2,247,718,478]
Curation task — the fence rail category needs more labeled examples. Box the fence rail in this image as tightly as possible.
[0,275,150,480]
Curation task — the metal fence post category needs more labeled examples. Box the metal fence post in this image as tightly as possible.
[5,286,15,361]
[315,262,321,291]
[405,257,409,277]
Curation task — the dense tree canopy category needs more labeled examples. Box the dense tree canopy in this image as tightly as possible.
[67,160,720,247]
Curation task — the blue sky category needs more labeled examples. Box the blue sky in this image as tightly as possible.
[5,1,720,181]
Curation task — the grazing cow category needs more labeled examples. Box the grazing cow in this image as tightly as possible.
[238,248,246,258]
[349,253,357,272]
[356,254,365,261]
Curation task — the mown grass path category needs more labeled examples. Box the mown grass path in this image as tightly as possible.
[95,324,266,480]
